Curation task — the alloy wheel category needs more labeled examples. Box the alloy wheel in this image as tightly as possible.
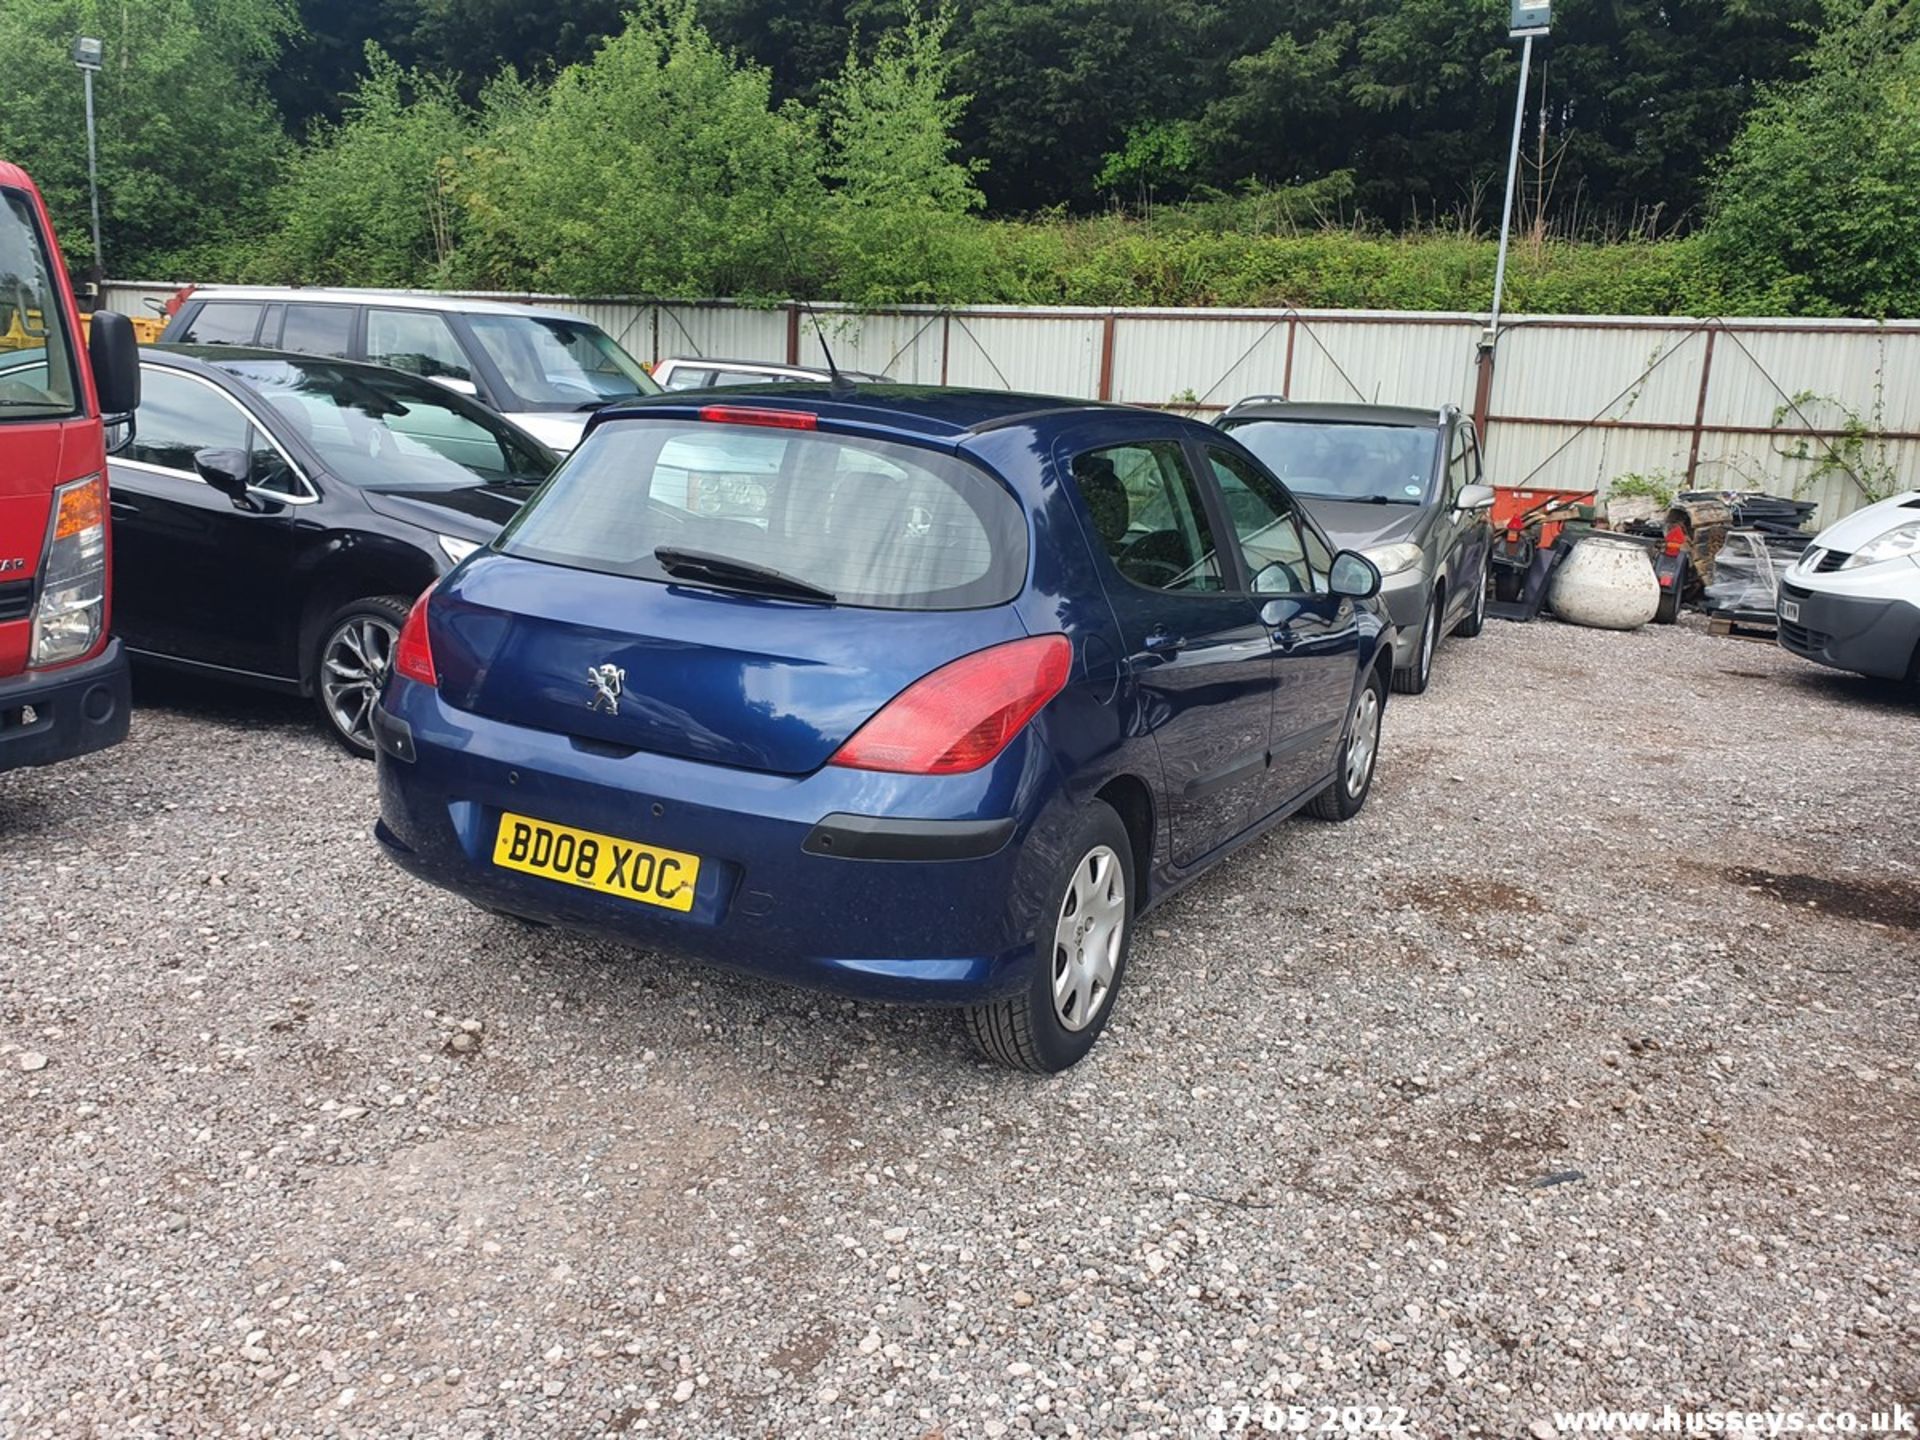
[321,615,397,752]
[1051,844,1127,1032]
[1345,686,1381,798]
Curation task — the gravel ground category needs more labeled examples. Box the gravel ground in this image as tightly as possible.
[2,618,1916,1439]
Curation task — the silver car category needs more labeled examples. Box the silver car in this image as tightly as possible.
[159,287,662,453]
[1218,399,1495,693]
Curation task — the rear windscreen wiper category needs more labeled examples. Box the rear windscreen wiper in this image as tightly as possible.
[653,546,837,603]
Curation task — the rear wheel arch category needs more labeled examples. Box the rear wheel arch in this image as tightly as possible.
[1093,773,1155,910]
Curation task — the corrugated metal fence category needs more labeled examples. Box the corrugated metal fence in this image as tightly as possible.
[104,283,1920,524]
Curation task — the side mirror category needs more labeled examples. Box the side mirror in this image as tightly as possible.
[193,447,253,504]
[1330,550,1382,600]
[1457,482,1496,512]
[429,375,479,398]
[88,310,140,453]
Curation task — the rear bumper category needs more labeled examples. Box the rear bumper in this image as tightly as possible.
[0,640,131,775]
[1778,579,1920,682]
[372,682,1078,1005]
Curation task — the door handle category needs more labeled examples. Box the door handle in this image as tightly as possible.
[1142,631,1181,660]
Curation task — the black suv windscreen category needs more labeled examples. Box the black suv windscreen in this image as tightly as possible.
[1224,420,1439,505]
[498,420,1027,610]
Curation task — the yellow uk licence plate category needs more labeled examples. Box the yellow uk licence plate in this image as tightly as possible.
[491,811,700,913]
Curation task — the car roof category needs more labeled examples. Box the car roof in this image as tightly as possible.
[595,384,1168,442]
[1222,399,1451,429]
[663,357,892,382]
[179,286,593,326]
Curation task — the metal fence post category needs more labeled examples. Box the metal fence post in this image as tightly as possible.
[1685,326,1718,486]
[1098,313,1117,401]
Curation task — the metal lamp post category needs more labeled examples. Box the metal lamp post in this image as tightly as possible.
[72,36,105,275]
[1472,1,1550,439]
[1489,1,1549,337]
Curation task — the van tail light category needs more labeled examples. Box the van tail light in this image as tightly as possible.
[829,635,1072,775]
[393,585,438,687]
[29,474,108,668]
[1664,522,1689,558]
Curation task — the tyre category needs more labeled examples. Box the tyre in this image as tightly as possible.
[1308,667,1386,822]
[1653,554,1688,625]
[963,802,1133,1073]
[1453,561,1489,638]
[1392,590,1439,695]
[313,594,413,758]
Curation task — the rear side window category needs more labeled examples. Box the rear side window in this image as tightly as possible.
[498,421,1027,610]
[178,302,263,346]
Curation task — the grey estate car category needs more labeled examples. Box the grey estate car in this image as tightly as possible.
[1219,399,1494,694]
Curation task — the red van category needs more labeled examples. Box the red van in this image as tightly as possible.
[0,158,140,774]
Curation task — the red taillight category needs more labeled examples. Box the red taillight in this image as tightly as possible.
[393,586,438,687]
[697,405,817,430]
[829,636,1073,775]
[1664,522,1689,558]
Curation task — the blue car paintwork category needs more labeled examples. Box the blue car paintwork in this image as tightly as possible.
[374,386,1392,1005]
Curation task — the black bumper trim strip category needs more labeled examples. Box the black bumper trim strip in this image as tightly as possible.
[802,813,1016,862]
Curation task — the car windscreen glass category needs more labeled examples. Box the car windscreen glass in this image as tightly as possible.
[496,420,1027,610]
[217,358,554,489]
[0,189,80,422]
[1224,419,1438,505]
[465,314,662,411]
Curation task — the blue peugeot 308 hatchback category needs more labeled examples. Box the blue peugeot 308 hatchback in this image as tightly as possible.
[373,387,1394,1070]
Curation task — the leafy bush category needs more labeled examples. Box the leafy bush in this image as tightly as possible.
[1702,0,1920,318]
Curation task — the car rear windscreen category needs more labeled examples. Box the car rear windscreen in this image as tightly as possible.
[495,420,1027,610]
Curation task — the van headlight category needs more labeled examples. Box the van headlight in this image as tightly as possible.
[1842,520,1920,569]
[1362,542,1425,576]
[30,475,107,667]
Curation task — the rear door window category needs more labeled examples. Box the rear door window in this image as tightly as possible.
[280,303,356,359]
[1068,442,1225,593]
[366,309,472,382]
[178,302,264,346]
[498,420,1026,610]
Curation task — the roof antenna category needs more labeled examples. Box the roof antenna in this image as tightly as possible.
[779,228,856,398]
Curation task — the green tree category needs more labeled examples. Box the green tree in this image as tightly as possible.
[822,5,989,301]
[259,45,474,286]
[462,0,824,296]
[0,0,293,275]
[1704,0,1920,316]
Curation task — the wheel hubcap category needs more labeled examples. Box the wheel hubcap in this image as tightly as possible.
[1345,687,1381,798]
[321,615,397,750]
[1051,844,1127,1032]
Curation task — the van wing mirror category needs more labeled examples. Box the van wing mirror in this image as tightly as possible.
[88,310,141,446]
[1457,482,1496,511]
